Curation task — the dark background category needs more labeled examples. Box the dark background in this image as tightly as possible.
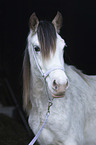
[0,0,96,104]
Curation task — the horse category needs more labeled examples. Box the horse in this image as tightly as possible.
[23,12,96,145]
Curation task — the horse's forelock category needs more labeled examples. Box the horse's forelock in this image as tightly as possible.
[37,21,57,59]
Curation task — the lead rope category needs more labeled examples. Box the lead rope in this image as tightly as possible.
[28,78,53,145]
[28,101,53,145]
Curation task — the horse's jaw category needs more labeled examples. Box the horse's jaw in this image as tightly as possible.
[30,68,49,104]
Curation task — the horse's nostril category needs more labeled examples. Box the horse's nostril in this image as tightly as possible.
[55,85,58,90]
[53,80,56,85]
[53,79,68,91]
[53,80,58,90]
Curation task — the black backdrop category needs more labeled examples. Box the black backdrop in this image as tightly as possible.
[0,0,96,103]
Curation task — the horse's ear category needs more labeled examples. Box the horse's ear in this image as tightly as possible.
[52,11,63,33]
[29,12,39,32]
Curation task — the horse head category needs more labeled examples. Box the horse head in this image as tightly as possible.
[28,12,68,98]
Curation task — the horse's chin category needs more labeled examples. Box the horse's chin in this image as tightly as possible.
[50,91,65,98]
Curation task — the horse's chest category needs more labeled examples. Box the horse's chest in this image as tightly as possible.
[31,109,69,136]
[28,108,47,134]
[47,110,71,134]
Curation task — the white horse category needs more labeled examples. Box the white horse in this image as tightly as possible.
[23,12,96,145]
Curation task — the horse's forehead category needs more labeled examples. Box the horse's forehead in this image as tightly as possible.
[31,33,39,46]
[31,33,65,49]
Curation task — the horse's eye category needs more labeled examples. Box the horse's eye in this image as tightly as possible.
[34,46,40,52]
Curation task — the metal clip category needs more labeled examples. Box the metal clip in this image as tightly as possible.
[48,101,53,113]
